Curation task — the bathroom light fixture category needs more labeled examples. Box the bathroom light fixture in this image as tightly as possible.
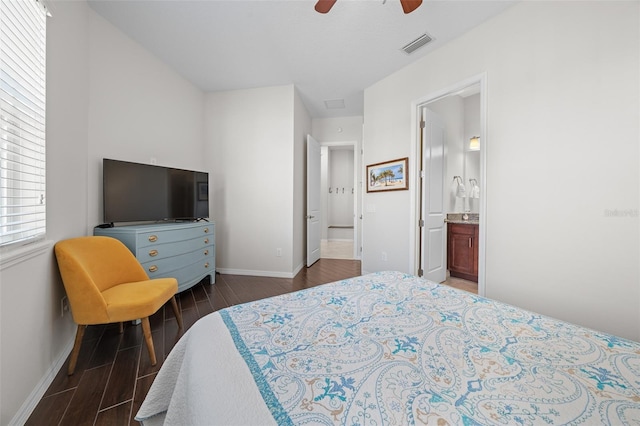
[469,136,480,151]
[453,176,466,197]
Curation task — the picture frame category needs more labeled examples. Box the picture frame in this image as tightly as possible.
[366,157,408,192]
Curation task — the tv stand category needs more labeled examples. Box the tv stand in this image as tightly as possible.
[94,221,215,292]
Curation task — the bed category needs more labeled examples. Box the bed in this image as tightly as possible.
[136,271,640,425]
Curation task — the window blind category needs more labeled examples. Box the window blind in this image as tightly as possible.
[0,0,47,247]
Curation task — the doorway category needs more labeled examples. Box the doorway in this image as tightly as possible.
[320,142,358,260]
[413,75,486,296]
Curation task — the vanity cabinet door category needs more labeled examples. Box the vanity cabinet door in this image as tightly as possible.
[447,223,478,282]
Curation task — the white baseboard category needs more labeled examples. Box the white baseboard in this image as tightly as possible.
[215,267,297,279]
[10,337,74,425]
[216,260,312,280]
[292,261,304,277]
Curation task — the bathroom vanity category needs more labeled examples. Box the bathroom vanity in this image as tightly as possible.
[446,215,479,282]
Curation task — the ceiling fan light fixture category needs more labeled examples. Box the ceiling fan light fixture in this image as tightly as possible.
[400,0,422,14]
[401,33,433,55]
[315,0,422,14]
[315,0,337,14]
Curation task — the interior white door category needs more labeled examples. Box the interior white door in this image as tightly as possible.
[421,108,447,282]
[306,134,321,266]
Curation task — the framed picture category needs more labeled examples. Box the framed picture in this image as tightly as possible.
[366,157,408,192]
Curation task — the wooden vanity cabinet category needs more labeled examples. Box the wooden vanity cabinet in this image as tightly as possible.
[447,223,479,282]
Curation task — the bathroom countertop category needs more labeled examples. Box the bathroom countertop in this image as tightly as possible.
[445,219,479,225]
[445,213,479,225]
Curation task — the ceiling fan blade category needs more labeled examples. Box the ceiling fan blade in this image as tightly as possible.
[315,0,337,14]
[400,0,422,14]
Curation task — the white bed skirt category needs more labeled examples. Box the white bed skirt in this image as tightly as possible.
[136,313,275,425]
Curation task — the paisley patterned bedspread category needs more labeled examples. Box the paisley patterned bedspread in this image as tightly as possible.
[136,271,640,425]
[220,271,640,425]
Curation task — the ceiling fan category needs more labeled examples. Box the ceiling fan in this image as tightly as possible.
[315,0,423,14]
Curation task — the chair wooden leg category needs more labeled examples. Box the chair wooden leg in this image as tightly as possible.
[118,322,124,334]
[68,325,86,375]
[141,317,157,366]
[170,296,183,330]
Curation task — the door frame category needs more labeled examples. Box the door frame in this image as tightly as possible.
[306,134,322,267]
[409,73,487,296]
[321,141,360,260]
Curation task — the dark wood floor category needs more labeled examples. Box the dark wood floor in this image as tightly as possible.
[26,259,361,426]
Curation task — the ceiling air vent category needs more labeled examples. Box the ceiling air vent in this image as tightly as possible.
[324,99,345,109]
[401,33,433,55]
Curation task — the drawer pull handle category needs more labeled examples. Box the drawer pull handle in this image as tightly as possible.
[204,250,209,256]
[204,262,210,268]
[204,238,209,244]
[204,228,209,233]
[149,249,158,257]
[148,265,158,273]
[148,235,158,242]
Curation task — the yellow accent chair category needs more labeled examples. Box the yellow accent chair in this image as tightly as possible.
[54,236,183,375]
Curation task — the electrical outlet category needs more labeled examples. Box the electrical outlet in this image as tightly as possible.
[276,248,282,257]
[60,296,69,317]
[381,251,387,261]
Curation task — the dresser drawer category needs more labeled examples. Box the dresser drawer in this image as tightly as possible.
[137,237,212,263]
[143,249,214,292]
[164,259,215,292]
[140,247,209,275]
[136,224,213,248]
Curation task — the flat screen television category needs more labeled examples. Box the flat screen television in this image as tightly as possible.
[103,158,209,224]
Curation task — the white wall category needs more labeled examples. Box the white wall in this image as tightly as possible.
[363,1,639,340]
[0,2,206,423]
[320,145,330,240]
[464,94,481,213]
[205,85,303,277]
[312,116,363,143]
[87,11,206,229]
[0,3,90,424]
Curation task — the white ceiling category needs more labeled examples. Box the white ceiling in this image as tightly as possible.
[87,0,516,118]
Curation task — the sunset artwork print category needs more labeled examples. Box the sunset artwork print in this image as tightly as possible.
[366,157,408,192]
